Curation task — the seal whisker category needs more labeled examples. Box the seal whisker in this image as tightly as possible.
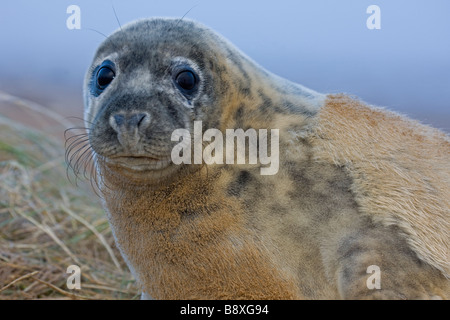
[72,144,94,176]
[65,137,90,157]
[65,138,91,174]
[64,126,89,137]
[111,1,122,32]
[64,133,89,148]
[66,116,95,125]
[174,4,198,29]
[65,137,88,165]
[86,27,109,39]
[87,154,104,197]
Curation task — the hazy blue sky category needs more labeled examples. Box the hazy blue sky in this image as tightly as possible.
[0,0,449,130]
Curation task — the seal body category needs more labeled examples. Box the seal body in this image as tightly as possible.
[82,18,450,299]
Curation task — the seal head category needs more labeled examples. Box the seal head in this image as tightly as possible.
[83,18,323,183]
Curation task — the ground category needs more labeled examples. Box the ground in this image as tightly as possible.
[0,92,139,300]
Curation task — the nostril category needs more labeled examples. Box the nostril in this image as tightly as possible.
[134,113,146,127]
[135,112,151,130]
[114,114,125,127]
[109,114,124,133]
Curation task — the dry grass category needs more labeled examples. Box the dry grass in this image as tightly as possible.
[0,94,139,300]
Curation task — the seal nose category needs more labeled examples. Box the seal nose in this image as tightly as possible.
[109,112,151,148]
[109,112,151,133]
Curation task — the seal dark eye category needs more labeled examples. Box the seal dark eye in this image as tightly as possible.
[96,66,115,90]
[175,70,197,93]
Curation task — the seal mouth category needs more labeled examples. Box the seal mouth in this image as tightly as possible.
[104,155,172,171]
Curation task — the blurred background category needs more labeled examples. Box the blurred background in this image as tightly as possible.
[0,0,449,131]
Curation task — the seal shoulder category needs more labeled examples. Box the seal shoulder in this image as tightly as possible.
[310,94,450,278]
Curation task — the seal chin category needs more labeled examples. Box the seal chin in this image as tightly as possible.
[100,154,182,183]
[105,155,172,172]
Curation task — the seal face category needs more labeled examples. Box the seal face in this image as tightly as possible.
[84,19,219,181]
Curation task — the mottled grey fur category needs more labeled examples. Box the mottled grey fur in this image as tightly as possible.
[82,18,449,299]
